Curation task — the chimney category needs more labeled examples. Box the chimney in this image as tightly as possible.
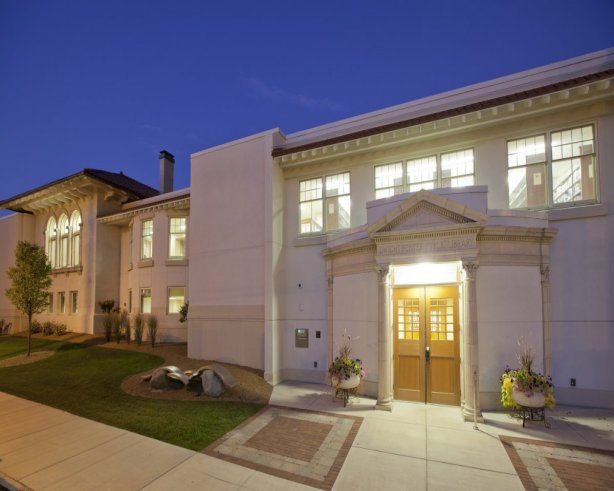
[159,150,174,194]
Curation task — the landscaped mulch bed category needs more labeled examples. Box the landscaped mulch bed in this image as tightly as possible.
[0,350,55,368]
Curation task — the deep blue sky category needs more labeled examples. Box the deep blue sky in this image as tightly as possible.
[1,0,613,211]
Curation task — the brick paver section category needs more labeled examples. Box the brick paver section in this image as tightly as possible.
[204,405,363,490]
[500,435,614,490]
[245,415,334,462]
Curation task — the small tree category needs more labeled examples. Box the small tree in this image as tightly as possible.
[6,241,52,356]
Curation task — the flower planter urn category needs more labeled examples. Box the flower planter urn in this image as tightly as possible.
[337,373,361,390]
[512,388,545,408]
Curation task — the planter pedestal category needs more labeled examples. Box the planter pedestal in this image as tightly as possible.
[333,374,361,407]
[512,389,549,428]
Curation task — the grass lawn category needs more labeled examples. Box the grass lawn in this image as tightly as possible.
[0,336,263,450]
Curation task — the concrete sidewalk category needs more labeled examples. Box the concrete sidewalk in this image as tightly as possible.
[2,387,613,490]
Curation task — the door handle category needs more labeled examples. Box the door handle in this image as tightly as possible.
[425,346,430,362]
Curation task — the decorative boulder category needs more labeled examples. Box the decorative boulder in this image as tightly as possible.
[201,370,224,397]
[142,366,189,391]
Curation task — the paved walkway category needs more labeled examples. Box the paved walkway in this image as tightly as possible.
[2,385,613,490]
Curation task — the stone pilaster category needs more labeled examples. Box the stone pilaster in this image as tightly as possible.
[541,265,552,377]
[327,269,334,365]
[461,260,481,420]
[375,263,392,411]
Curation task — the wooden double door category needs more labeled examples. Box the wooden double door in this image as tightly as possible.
[393,285,460,405]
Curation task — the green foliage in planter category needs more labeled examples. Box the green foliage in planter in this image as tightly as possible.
[179,302,189,323]
[98,299,115,314]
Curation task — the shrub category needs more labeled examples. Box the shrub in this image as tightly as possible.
[31,320,42,334]
[103,313,114,342]
[147,315,158,347]
[42,321,54,336]
[0,319,12,335]
[98,299,115,313]
[112,312,122,344]
[134,313,144,345]
[121,310,131,344]
[53,322,67,336]
[179,302,189,323]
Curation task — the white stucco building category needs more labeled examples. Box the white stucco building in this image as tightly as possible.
[1,49,613,415]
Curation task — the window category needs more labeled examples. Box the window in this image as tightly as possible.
[128,289,132,313]
[128,224,133,266]
[168,217,187,259]
[508,125,596,209]
[374,148,474,198]
[58,214,69,268]
[69,211,81,266]
[507,135,547,209]
[47,293,53,314]
[299,172,351,234]
[141,219,153,260]
[45,217,57,269]
[58,292,66,314]
[140,288,152,314]
[70,291,78,314]
[167,287,185,314]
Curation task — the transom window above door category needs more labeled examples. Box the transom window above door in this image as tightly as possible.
[374,148,475,199]
[299,172,351,235]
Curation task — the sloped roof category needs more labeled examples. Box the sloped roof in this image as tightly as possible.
[0,169,158,212]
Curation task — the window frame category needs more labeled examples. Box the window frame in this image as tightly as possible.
[140,287,152,314]
[298,171,351,236]
[70,290,78,315]
[167,286,186,314]
[69,210,82,267]
[373,147,476,199]
[141,219,153,260]
[47,293,54,314]
[58,291,66,314]
[168,216,188,260]
[506,123,598,210]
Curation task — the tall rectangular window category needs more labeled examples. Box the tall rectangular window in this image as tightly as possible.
[140,288,152,314]
[167,287,185,314]
[507,135,547,209]
[407,156,437,192]
[168,217,187,259]
[128,224,133,266]
[299,178,323,234]
[551,125,596,204]
[508,124,597,209]
[325,172,351,231]
[141,219,153,260]
[440,149,474,187]
[70,291,78,314]
[375,162,403,199]
[58,292,66,314]
[299,173,351,235]
[128,289,132,313]
[47,293,53,314]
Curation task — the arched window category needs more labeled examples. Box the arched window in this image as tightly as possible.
[45,217,57,268]
[70,210,82,266]
[58,214,69,268]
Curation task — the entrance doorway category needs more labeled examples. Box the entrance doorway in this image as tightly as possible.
[393,285,460,405]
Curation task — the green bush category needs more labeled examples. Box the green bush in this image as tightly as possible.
[31,320,42,334]
[112,313,122,344]
[147,315,158,347]
[98,299,115,313]
[53,322,67,336]
[134,314,144,345]
[103,313,114,342]
[42,321,54,336]
[121,310,131,344]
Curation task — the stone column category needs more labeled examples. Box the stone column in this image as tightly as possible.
[376,264,392,411]
[541,265,552,377]
[461,260,481,420]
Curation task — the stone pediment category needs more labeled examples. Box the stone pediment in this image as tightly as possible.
[367,190,488,235]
